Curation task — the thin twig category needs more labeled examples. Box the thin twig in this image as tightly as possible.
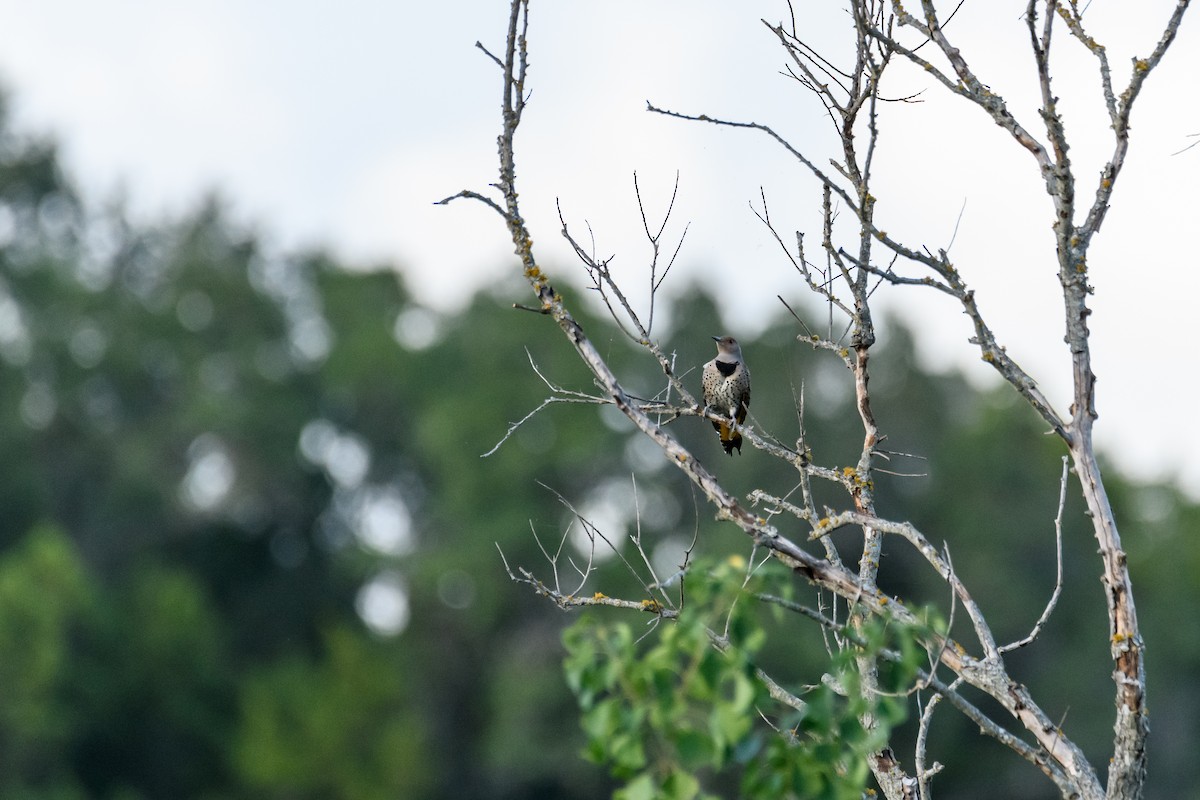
[1000,456,1068,653]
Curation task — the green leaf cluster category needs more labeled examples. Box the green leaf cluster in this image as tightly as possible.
[741,611,926,800]
[563,558,763,799]
[563,559,934,799]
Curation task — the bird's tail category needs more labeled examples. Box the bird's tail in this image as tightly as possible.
[717,421,743,455]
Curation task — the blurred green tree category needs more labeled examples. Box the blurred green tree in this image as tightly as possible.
[0,89,615,799]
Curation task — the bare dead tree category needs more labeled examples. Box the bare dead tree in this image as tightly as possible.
[439,1,1190,797]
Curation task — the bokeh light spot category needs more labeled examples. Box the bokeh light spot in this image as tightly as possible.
[181,433,236,512]
[437,569,476,610]
[176,289,214,332]
[69,322,109,369]
[393,306,441,351]
[19,382,56,430]
[355,488,415,556]
[356,570,410,637]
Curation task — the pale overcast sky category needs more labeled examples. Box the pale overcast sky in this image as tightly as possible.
[0,1,1197,494]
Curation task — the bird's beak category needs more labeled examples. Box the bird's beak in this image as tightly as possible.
[712,336,721,342]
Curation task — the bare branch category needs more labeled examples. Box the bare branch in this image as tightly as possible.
[1000,457,1068,653]
[504,560,678,618]
[892,1,1053,168]
[1171,132,1200,156]
[753,189,855,320]
[474,40,504,70]
[631,171,689,332]
[433,188,506,217]
[557,198,701,408]
[647,102,864,217]
[480,349,612,457]
[915,686,948,800]
[810,510,999,661]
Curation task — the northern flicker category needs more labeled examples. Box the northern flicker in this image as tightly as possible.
[702,335,751,455]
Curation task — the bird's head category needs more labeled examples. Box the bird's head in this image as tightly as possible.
[712,335,742,360]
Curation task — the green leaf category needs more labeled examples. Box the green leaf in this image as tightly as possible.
[614,773,656,800]
[661,767,701,800]
[673,727,716,770]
